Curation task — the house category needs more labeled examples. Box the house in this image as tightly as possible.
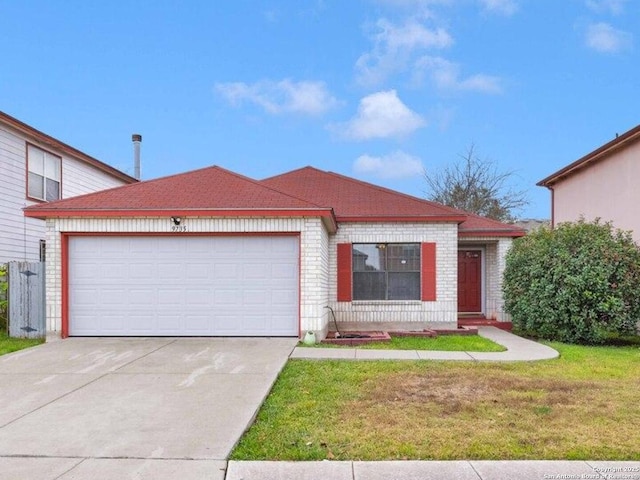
[0,110,138,263]
[24,165,524,339]
[538,124,640,242]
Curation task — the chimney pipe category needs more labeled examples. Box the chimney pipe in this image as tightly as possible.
[132,133,142,180]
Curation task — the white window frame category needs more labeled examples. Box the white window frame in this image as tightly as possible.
[27,143,61,202]
[352,242,421,301]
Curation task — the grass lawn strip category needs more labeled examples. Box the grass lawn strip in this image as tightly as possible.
[232,342,640,461]
[302,335,506,352]
[0,331,44,356]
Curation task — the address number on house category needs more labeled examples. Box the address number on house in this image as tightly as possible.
[171,225,187,232]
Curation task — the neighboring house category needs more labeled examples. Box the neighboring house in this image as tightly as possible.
[538,124,640,242]
[512,218,550,233]
[24,165,524,339]
[0,111,138,263]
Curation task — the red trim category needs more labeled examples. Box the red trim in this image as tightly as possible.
[62,231,300,238]
[337,215,466,223]
[61,234,69,338]
[60,232,302,338]
[337,243,352,302]
[421,242,437,301]
[459,230,526,238]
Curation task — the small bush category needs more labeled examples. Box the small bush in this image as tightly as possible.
[503,219,640,344]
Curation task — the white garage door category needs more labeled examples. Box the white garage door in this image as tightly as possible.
[68,236,299,336]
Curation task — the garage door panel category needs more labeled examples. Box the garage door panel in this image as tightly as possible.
[68,236,299,336]
[272,263,296,279]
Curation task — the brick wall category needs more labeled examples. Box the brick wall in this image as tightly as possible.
[44,216,329,337]
[328,222,459,329]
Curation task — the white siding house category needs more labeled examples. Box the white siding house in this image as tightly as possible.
[0,111,137,263]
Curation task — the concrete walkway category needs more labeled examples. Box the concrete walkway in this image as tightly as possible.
[291,326,560,361]
[226,460,640,480]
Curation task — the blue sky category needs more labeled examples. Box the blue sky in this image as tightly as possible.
[1,0,638,219]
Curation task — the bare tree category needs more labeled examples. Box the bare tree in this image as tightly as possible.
[425,144,529,222]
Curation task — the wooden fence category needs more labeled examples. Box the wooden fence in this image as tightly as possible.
[7,261,45,339]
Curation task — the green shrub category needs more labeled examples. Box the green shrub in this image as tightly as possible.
[503,219,640,344]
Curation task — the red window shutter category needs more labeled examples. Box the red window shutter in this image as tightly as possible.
[337,243,352,302]
[421,242,437,301]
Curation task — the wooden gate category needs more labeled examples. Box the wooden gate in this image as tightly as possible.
[8,261,45,339]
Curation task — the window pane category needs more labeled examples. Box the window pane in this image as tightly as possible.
[353,272,386,300]
[353,244,385,272]
[386,244,420,271]
[388,272,420,300]
[28,146,45,175]
[28,172,44,199]
[45,153,61,181]
[45,178,60,201]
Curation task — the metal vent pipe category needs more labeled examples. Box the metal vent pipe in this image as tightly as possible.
[132,133,142,180]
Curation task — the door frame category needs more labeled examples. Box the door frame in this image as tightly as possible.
[457,245,485,315]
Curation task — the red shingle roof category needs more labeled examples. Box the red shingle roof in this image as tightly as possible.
[24,164,524,237]
[262,167,524,236]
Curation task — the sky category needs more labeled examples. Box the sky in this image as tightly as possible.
[1,0,638,220]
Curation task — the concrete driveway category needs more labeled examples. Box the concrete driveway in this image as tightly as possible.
[0,337,297,480]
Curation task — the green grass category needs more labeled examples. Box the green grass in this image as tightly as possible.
[303,335,505,352]
[232,341,640,461]
[0,331,44,356]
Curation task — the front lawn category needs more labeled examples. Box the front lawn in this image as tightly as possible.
[303,335,505,352]
[0,331,44,356]
[232,342,640,461]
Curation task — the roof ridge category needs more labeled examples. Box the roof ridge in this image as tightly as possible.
[227,166,326,209]
[322,169,468,217]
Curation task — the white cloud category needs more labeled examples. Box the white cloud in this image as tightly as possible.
[333,90,426,140]
[586,0,627,15]
[355,17,453,86]
[417,56,503,94]
[585,22,632,53]
[215,79,339,115]
[354,151,424,179]
[479,0,518,15]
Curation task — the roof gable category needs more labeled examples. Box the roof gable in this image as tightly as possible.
[538,123,640,187]
[0,110,137,184]
[262,166,466,221]
[261,167,524,235]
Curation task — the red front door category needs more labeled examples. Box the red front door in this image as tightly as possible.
[458,250,482,313]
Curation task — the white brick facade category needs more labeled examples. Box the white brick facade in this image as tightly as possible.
[44,216,514,339]
[328,222,459,330]
[44,216,329,337]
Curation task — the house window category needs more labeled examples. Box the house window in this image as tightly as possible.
[39,240,46,262]
[352,243,421,300]
[27,144,61,201]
